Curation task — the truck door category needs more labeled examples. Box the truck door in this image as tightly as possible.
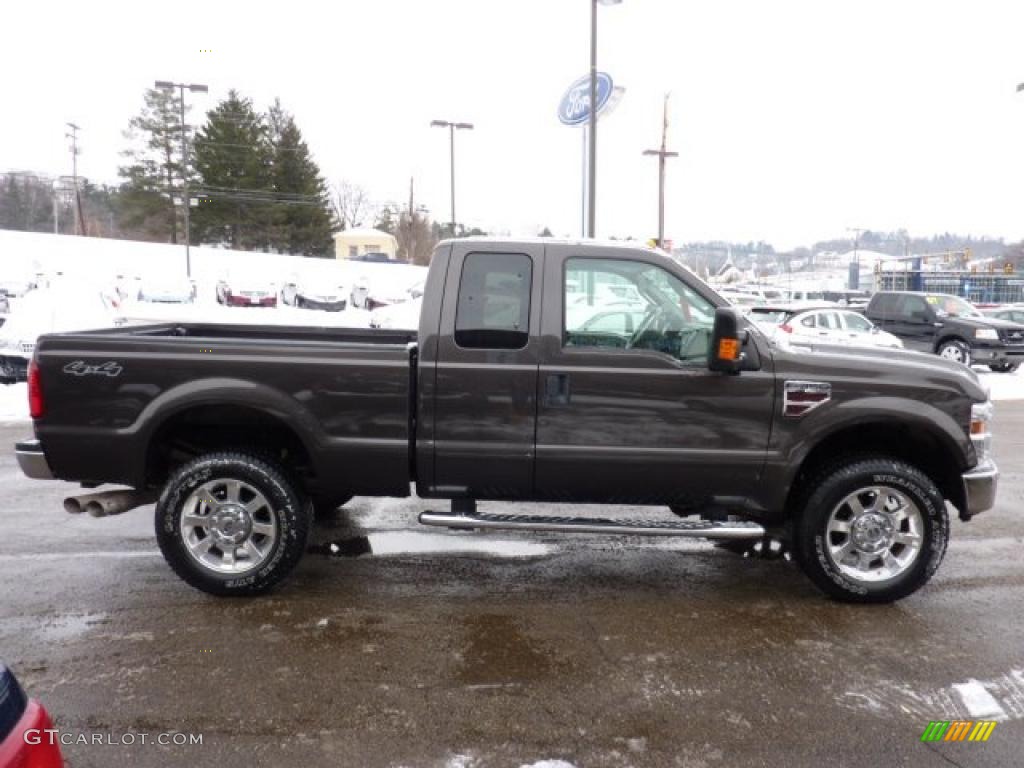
[890,294,936,352]
[534,247,775,508]
[430,242,543,498]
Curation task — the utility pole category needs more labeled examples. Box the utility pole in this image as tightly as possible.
[65,123,85,236]
[408,176,415,263]
[155,81,208,277]
[847,226,866,290]
[642,94,678,249]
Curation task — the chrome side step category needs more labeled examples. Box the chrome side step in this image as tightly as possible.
[418,511,765,540]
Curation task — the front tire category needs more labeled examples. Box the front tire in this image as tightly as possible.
[937,339,971,367]
[155,452,312,596]
[793,457,948,603]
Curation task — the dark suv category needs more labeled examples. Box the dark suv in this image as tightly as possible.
[866,291,1024,372]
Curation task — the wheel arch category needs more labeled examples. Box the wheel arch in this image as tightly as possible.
[783,418,968,519]
[137,379,325,491]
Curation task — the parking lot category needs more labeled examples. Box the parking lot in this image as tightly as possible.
[1,405,1022,767]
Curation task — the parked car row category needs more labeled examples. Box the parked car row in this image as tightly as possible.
[866,291,1024,372]
[749,305,903,350]
[720,284,1024,371]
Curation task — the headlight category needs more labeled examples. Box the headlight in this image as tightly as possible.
[970,400,993,463]
[975,329,999,340]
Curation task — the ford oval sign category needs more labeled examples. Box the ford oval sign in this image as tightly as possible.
[558,73,614,126]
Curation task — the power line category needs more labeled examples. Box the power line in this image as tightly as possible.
[193,140,308,153]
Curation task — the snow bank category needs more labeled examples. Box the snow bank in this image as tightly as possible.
[0,383,27,421]
[976,368,1024,402]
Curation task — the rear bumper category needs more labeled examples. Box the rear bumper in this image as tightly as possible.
[15,439,53,480]
[962,458,998,517]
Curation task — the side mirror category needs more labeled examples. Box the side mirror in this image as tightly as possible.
[709,307,754,374]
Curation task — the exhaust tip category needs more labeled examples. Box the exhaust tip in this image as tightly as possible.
[85,502,107,518]
[63,497,84,514]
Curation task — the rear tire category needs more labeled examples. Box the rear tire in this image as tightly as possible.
[155,452,312,596]
[793,457,948,603]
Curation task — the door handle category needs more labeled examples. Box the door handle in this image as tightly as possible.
[544,373,571,406]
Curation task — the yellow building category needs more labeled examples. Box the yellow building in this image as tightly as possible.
[334,228,399,261]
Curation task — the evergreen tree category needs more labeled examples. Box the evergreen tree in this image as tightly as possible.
[192,91,273,250]
[118,88,187,243]
[266,100,334,256]
[373,205,397,235]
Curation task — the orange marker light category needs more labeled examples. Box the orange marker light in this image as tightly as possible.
[718,338,740,361]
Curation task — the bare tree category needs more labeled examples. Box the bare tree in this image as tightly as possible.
[331,180,370,229]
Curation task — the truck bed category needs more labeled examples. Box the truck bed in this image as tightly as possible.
[33,322,417,499]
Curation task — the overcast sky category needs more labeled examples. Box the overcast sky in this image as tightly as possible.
[3,0,1024,249]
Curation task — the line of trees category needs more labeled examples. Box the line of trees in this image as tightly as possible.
[0,87,464,262]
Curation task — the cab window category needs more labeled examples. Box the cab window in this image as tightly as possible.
[563,257,715,364]
[454,252,532,349]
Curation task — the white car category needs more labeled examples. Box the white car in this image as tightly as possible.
[217,274,278,307]
[281,275,350,311]
[0,284,119,382]
[368,297,422,330]
[137,274,196,304]
[749,305,903,350]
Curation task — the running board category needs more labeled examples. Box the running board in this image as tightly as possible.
[418,511,765,540]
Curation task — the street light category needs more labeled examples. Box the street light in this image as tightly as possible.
[430,119,474,238]
[155,80,208,277]
[588,0,622,238]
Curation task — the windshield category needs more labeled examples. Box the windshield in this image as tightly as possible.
[926,295,980,318]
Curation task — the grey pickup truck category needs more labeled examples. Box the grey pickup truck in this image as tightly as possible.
[16,239,998,602]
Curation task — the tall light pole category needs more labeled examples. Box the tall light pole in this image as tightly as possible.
[642,93,678,249]
[430,119,473,238]
[155,80,208,277]
[588,0,622,238]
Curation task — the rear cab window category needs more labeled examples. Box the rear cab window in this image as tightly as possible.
[454,252,532,349]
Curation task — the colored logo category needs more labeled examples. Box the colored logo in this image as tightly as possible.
[920,720,997,742]
[557,73,614,126]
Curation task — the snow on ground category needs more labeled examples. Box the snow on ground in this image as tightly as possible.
[0,383,27,421]
[976,367,1024,402]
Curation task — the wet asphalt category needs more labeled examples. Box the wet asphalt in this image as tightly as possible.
[1,406,1023,768]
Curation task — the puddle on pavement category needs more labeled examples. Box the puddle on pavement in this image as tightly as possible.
[457,614,553,685]
[308,531,550,559]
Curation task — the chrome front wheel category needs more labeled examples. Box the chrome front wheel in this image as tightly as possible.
[794,457,948,603]
[825,486,923,582]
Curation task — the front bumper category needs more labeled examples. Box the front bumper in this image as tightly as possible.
[15,439,53,480]
[225,294,276,307]
[299,296,347,311]
[0,355,28,383]
[971,340,1024,363]
[962,458,998,517]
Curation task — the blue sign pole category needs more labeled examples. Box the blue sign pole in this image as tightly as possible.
[559,73,616,237]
